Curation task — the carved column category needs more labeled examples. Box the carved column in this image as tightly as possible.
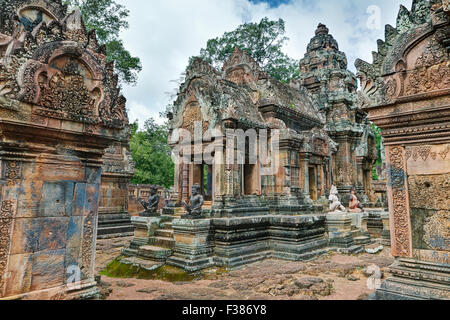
[386,146,412,257]
[356,1,450,300]
[181,163,190,203]
[300,154,311,202]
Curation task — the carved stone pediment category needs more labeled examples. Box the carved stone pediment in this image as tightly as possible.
[0,0,128,130]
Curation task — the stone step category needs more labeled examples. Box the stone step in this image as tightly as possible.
[354,236,371,245]
[138,245,172,262]
[149,236,176,249]
[155,229,174,238]
[121,247,138,257]
[97,225,134,236]
[97,232,133,240]
[162,222,173,230]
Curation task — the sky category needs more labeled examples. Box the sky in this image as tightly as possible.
[116,0,413,127]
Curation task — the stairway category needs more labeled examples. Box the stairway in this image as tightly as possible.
[351,227,371,246]
[137,217,175,262]
[97,213,134,239]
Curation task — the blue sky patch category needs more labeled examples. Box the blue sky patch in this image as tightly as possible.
[249,0,292,8]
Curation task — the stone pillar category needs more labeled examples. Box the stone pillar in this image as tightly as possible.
[326,213,362,253]
[300,154,312,203]
[356,1,450,300]
[166,219,214,272]
[181,163,190,203]
[0,3,130,299]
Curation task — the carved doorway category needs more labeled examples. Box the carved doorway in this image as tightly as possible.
[243,163,258,195]
[191,163,213,201]
[309,166,317,201]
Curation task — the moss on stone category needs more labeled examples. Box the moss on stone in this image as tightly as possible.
[99,258,199,282]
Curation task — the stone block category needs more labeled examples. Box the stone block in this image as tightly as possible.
[31,250,66,292]
[37,217,69,251]
[9,218,39,255]
[3,253,33,297]
[167,219,214,272]
[326,213,355,248]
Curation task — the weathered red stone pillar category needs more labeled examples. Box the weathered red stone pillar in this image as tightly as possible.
[0,1,129,299]
[356,0,449,300]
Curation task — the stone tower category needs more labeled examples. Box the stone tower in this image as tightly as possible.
[297,24,377,201]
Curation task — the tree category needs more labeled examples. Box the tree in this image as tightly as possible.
[372,124,383,181]
[130,119,174,188]
[65,0,142,85]
[199,18,298,82]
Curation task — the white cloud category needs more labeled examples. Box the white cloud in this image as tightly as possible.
[117,0,412,127]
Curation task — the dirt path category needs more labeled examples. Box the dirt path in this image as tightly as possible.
[95,238,393,300]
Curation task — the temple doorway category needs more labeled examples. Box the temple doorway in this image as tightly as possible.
[309,166,317,201]
[243,163,258,195]
[191,163,213,201]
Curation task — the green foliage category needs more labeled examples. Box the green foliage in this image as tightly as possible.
[130,119,174,188]
[372,124,383,181]
[198,18,298,82]
[65,0,142,85]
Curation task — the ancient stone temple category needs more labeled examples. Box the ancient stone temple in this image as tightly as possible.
[296,23,378,203]
[0,0,129,299]
[356,0,449,300]
[166,24,378,218]
[122,24,385,272]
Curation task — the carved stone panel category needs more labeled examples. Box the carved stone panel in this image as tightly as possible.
[387,146,412,257]
[406,143,450,264]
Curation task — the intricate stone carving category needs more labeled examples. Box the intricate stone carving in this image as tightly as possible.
[408,174,449,212]
[81,211,95,279]
[0,199,16,218]
[181,184,204,219]
[408,174,449,252]
[4,161,21,186]
[38,60,99,117]
[405,62,450,96]
[385,78,398,102]
[0,3,128,129]
[181,104,207,134]
[406,144,450,162]
[389,146,412,257]
[328,185,346,213]
[337,162,353,184]
[0,199,16,294]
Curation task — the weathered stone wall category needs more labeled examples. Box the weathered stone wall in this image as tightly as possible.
[167,215,329,271]
[98,142,134,239]
[356,0,449,300]
[0,0,129,299]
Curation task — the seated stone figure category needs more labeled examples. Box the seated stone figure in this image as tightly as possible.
[328,185,346,213]
[181,184,204,219]
[349,188,363,213]
[139,186,160,217]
